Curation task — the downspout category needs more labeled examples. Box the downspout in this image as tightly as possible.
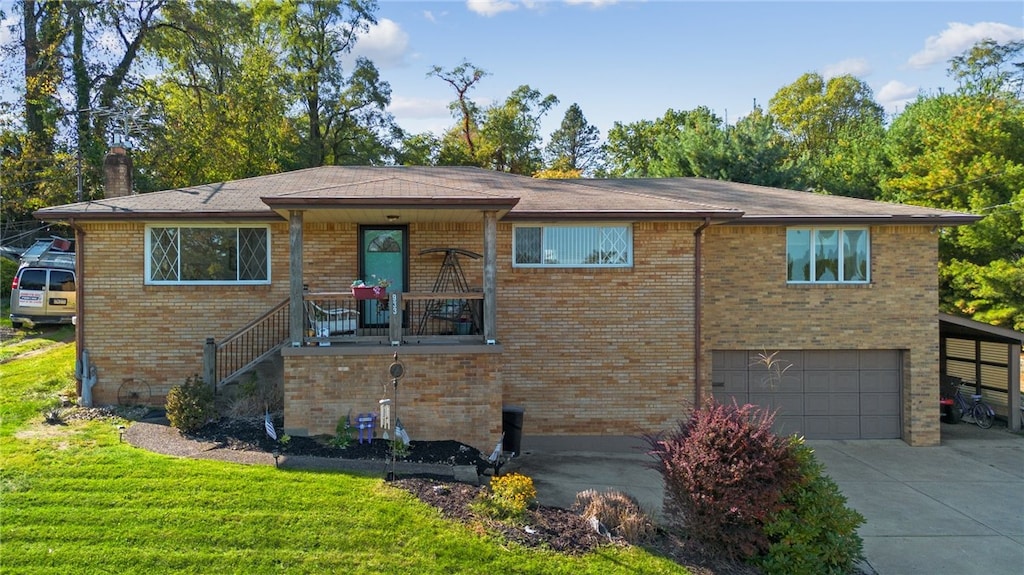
[693,217,712,409]
[68,219,95,405]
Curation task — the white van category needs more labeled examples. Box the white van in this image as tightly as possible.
[9,239,76,329]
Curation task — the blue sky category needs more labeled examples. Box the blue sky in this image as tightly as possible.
[353,1,1024,140]
[1,1,1021,145]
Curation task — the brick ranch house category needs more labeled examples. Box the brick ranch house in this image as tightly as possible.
[35,165,982,450]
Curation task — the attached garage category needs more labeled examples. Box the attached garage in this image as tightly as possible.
[711,350,902,439]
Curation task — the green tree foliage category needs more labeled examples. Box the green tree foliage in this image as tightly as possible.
[649,106,803,189]
[0,132,77,224]
[429,60,488,160]
[949,39,1024,97]
[545,103,603,175]
[769,73,886,197]
[133,0,298,190]
[601,109,689,178]
[322,57,399,165]
[263,0,389,168]
[21,0,65,155]
[882,40,1024,329]
[69,0,172,200]
[649,106,727,178]
[477,85,558,175]
[724,107,805,189]
[395,132,440,166]
[3,0,174,221]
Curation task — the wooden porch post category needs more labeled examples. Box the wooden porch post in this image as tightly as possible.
[483,210,497,344]
[289,210,304,345]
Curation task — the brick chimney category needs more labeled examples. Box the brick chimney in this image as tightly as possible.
[103,139,133,199]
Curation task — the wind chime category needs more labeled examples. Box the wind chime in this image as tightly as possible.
[382,352,405,481]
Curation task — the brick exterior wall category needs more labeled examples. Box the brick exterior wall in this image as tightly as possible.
[77,218,941,448]
[77,221,291,405]
[496,221,697,438]
[701,225,940,446]
[281,346,502,449]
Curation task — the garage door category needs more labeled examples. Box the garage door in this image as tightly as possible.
[711,350,901,439]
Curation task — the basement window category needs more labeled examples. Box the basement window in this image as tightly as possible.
[513,224,632,268]
[146,225,270,284]
[787,227,869,283]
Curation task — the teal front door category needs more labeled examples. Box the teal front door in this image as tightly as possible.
[360,227,406,326]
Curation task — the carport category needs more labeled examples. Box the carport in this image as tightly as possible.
[940,313,1023,432]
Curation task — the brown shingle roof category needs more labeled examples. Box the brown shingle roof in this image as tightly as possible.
[34,166,980,226]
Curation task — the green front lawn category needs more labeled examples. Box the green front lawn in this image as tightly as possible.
[0,340,689,574]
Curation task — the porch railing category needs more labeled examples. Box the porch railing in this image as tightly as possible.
[203,297,290,388]
[303,291,484,346]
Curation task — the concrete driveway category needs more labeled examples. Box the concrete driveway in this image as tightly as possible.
[509,424,1024,575]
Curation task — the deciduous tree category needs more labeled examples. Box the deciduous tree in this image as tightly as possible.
[601,109,689,178]
[883,40,1024,329]
[769,73,885,197]
[429,60,487,161]
[264,0,381,167]
[477,84,557,175]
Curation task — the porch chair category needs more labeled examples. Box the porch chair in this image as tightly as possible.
[305,300,359,337]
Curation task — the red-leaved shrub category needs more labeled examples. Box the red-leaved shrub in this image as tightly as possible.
[647,401,801,560]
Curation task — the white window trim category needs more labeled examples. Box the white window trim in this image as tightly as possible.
[512,223,633,268]
[145,224,272,285]
[786,226,871,285]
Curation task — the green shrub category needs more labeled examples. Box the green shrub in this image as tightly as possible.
[165,375,215,433]
[755,438,865,575]
[1,257,17,301]
[475,472,537,522]
[646,401,801,560]
[574,489,654,543]
[329,415,353,448]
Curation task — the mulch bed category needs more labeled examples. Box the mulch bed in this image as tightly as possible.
[184,416,759,574]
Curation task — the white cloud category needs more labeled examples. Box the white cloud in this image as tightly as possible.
[466,0,519,17]
[423,11,437,23]
[465,0,612,17]
[389,95,451,120]
[353,18,410,69]
[876,80,920,114]
[908,21,1024,69]
[821,58,872,80]
[564,0,621,7]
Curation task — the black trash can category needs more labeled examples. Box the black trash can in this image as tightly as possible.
[502,405,525,456]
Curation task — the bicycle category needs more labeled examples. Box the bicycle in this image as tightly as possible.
[945,377,995,429]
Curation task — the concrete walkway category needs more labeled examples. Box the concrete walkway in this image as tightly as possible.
[509,424,1024,575]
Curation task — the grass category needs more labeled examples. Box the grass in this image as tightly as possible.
[0,324,74,363]
[0,337,691,574]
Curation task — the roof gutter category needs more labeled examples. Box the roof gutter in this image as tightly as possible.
[693,216,712,410]
[729,214,984,226]
[501,210,742,222]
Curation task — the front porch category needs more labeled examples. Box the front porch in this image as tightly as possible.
[269,195,513,451]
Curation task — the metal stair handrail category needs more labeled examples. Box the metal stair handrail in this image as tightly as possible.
[204,297,290,389]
